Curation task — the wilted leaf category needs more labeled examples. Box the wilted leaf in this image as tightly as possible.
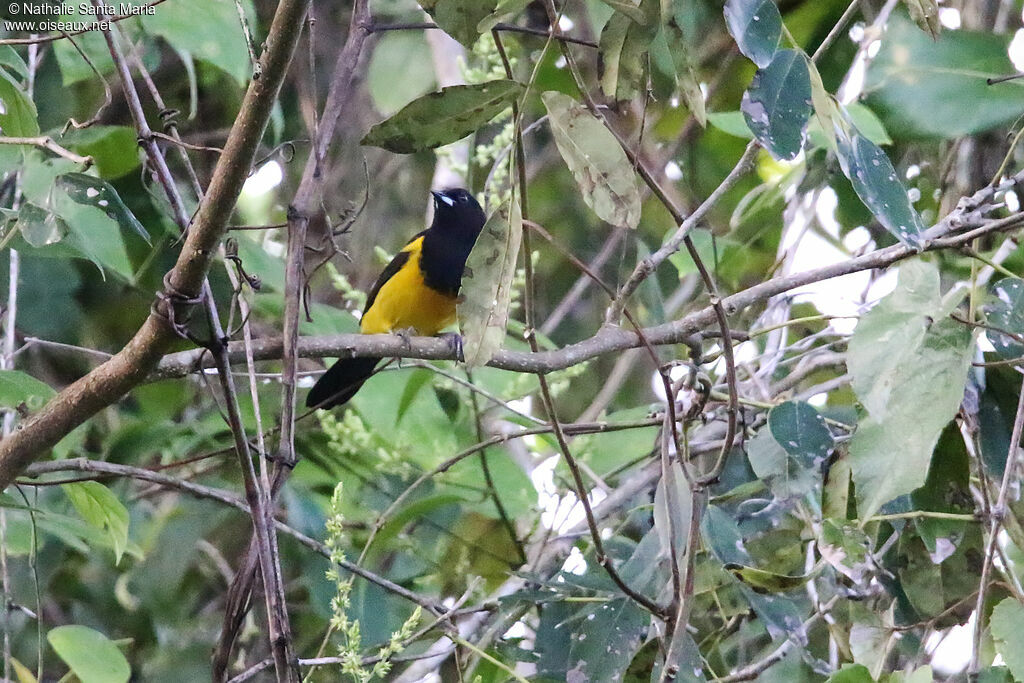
[653,461,693,564]
[835,122,925,248]
[741,49,813,160]
[904,0,941,39]
[458,199,522,367]
[848,261,974,520]
[62,481,131,563]
[418,0,499,48]
[724,0,782,68]
[865,15,1024,139]
[362,80,523,154]
[47,625,130,683]
[991,598,1024,682]
[0,369,54,410]
[542,91,641,228]
[985,278,1024,360]
[598,2,659,100]
[665,6,707,126]
[0,66,39,137]
[56,173,151,243]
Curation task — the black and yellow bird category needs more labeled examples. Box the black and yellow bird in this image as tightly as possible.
[306,188,486,409]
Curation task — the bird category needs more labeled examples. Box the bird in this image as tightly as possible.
[306,188,486,409]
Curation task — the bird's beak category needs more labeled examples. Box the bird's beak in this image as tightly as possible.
[431,190,454,207]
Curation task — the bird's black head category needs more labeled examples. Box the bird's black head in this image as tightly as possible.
[431,188,486,239]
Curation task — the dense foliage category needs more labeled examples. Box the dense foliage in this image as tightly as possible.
[3,0,1024,681]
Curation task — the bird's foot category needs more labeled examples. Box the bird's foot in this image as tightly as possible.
[440,332,464,362]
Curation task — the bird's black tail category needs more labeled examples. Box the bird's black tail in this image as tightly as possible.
[306,356,379,409]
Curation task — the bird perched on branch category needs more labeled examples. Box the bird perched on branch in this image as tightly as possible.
[306,188,486,409]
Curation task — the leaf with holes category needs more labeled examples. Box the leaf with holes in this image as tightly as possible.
[985,278,1024,360]
[48,625,130,683]
[724,0,782,68]
[362,80,522,154]
[768,400,833,463]
[542,91,641,228]
[56,173,151,244]
[458,198,522,367]
[835,124,926,248]
[741,49,813,160]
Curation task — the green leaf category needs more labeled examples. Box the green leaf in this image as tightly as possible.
[848,261,974,520]
[60,126,141,179]
[542,91,641,228]
[47,625,131,683]
[0,46,28,80]
[0,369,54,410]
[367,32,437,116]
[0,66,39,137]
[826,663,875,683]
[904,0,940,39]
[711,103,891,146]
[417,0,499,48]
[865,15,1024,139]
[991,598,1024,682]
[768,400,833,462]
[741,49,813,161]
[361,80,522,154]
[458,198,522,367]
[142,0,256,86]
[62,481,130,563]
[598,2,659,101]
[835,124,925,249]
[56,173,151,243]
[985,277,1024,361]
[396,368,433,422]
[724,0,782,68]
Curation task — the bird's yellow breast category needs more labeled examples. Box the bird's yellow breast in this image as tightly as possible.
[359,237,457,336]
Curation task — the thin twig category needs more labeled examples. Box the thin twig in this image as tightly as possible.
[969,372,1024,675]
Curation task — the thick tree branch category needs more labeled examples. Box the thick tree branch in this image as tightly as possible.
[0,0,311,489]
[150,208,1024,382]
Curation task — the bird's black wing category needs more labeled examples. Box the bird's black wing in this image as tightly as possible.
[362,230,426,314]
